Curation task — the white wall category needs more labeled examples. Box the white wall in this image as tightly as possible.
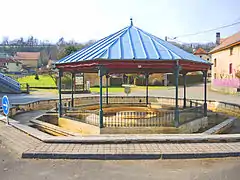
[211,45,240,81]
[7,62,22,72]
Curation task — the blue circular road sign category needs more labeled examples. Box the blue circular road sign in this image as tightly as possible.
[2,95,10,116]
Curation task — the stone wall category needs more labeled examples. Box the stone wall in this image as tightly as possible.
[101,127,179,134]
[58,117,100,135]
[211,85,238,94]
[179,117,208,133]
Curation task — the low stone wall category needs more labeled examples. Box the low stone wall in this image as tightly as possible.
[9,98,72,117]
[30,119,81,136]
[101,127,179,134]
[179,117,208,133]
[211,85,237,94]
[58,117,100,135]
[203,117,236,134]
[36,114,58,125]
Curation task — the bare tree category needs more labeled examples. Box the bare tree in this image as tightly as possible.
[2,36,9,45]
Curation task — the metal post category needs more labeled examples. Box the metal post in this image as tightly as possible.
[183,73,187,108]
[98,69,104,128]
[174,64,180,127]
[71,72,74,107]
[58,70,62,117]
[203,71,207,116]
[145,73,149,105]
[82,73,85,91]
[26,83,30,94]
[106,74,109,104]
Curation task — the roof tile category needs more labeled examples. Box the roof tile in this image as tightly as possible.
[14,52,40,60]
[210,31,240,53]
[194,48,208,55]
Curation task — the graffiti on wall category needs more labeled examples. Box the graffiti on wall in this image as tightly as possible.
[213,65,240,88]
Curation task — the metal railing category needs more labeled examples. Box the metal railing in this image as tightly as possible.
[103,110,174,127]
[6,95,240,128]
[20,83,30,93]
[65,109,100,126]
[61,96,206,128]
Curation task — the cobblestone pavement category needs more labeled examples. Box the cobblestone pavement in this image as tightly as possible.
[23,141,240,159]
[0,121,42,155]
[1,84,240,160]
[2,143,240,180]
[1,120,240,160]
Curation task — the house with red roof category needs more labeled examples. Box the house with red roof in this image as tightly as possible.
[194,48,211,77]
[0,53,22,73]
[14,52,40,69]
[210,31,240,93]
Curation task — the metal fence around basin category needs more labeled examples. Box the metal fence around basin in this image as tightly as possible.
[65,109,100,126]
[4,94,240,129]
[103,110,175,127]
[61,96,205,128]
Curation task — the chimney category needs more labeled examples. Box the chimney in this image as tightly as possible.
[165,36,168,41]
[216,32,220,45]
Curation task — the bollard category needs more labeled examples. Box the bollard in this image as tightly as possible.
[68,101,71,108]
[26,83,30,94]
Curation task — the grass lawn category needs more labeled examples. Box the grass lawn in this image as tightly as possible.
[17,75,56,87]
[17,74,172,93]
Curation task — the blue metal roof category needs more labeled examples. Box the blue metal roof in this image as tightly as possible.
[56,20,209,65]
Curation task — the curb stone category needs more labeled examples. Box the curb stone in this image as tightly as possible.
[21,151,240,160]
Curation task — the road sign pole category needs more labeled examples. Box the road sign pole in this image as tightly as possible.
[6,115,9,125]
[2,95,10,126]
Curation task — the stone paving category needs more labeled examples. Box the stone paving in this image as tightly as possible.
[0,121,41,155]
[2,84,240,159]
[1,120,240,160]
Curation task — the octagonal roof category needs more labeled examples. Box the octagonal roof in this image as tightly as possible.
[56,19,210,65]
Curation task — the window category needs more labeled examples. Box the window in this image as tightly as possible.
[214,58,217,67]
[229,63,232,74]
[214,73,216,79]
[230,47,233,55]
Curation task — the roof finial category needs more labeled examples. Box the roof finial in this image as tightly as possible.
[130,18,133,26]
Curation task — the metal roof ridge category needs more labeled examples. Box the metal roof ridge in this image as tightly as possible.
[58,26,129,63]
[80,26,131,61]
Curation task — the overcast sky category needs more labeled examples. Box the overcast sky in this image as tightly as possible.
[1,0,240,43]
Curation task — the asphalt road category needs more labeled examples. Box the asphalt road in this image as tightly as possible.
[1,142,240,180]
[1,84,240,105]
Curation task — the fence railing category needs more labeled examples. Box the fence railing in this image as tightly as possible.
[65,109,100,126]
[60,96,205,128]
[103,110,175,127]
[5,95,240,128]
[20,83,30,93]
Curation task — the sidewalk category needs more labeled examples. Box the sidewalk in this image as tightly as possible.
[1,121,240,160]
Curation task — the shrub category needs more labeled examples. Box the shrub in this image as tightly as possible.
[35,74,39,80]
